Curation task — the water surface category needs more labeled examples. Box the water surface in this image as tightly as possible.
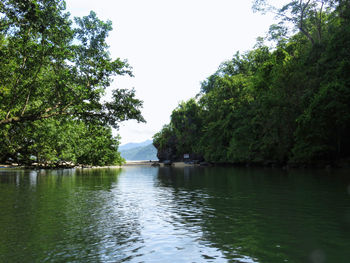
[0,167,349,262]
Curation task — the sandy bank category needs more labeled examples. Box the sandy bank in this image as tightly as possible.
[0,164,23,169]
[123,161,156,166]
[123,161,198,167]
[0,162,199,169]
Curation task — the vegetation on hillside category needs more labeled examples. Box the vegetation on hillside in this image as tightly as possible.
[120,143,158,161]
[0,0,144,166]
[154,0,350,166]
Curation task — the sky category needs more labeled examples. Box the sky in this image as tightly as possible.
[65,0,279,145]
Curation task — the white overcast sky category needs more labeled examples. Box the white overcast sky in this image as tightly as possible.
[65,0,281,145]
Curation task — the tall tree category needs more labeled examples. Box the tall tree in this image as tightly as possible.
[253,0,337,45]
[0,0,144,165]
[0,0,144,127]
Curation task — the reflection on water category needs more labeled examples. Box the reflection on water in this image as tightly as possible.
[0,167,350,262]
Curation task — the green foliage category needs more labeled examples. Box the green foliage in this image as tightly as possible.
[0,0,144,127]
[154,1,350,165]
[153,124,177,156]
[253,0,337,45]
[0,119,125,166]
[0,0,143,166]
[292,7,350,161]
[170,99,203,156]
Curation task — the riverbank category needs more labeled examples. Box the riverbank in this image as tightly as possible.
[123,161,196,167]
[0,164,22,169]
[0,163,123,169]
[0,162,195,169]
[3,160,349,169]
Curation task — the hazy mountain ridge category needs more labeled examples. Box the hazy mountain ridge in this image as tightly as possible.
[119,140,158,161]
[119,140,153,151]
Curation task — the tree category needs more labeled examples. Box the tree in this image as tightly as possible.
[292,5,350,161]
[0,0,144,128]
[153,0,350,166]
[0,0,144,165]
[170,99,203,156]
[0,118,125,166]
[253,0,337,45]
[153,124,178,161]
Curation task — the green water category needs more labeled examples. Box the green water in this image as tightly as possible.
[0,167,349,262]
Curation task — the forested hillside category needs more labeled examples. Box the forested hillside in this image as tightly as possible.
[119,140,153,151]
[120,143,158,161]
[0,0,144,166]
[154,0,350,166]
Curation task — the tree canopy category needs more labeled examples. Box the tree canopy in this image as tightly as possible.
[0,0,144,127]
[154,0,350,166]
[0,0,144,166]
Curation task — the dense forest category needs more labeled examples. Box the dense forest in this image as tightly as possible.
[154,0,350,166]
[0,0,144,166]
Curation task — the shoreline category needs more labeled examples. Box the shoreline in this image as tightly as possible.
[0,161,198,169]
[2,160,350,170]
[123,161,197,167]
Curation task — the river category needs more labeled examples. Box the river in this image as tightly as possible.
[0,166,349,262]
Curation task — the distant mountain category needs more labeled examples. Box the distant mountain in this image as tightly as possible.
[119,139,153,151]
[119,140,158,161]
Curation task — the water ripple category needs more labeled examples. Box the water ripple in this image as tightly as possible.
[1,167,350,262]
